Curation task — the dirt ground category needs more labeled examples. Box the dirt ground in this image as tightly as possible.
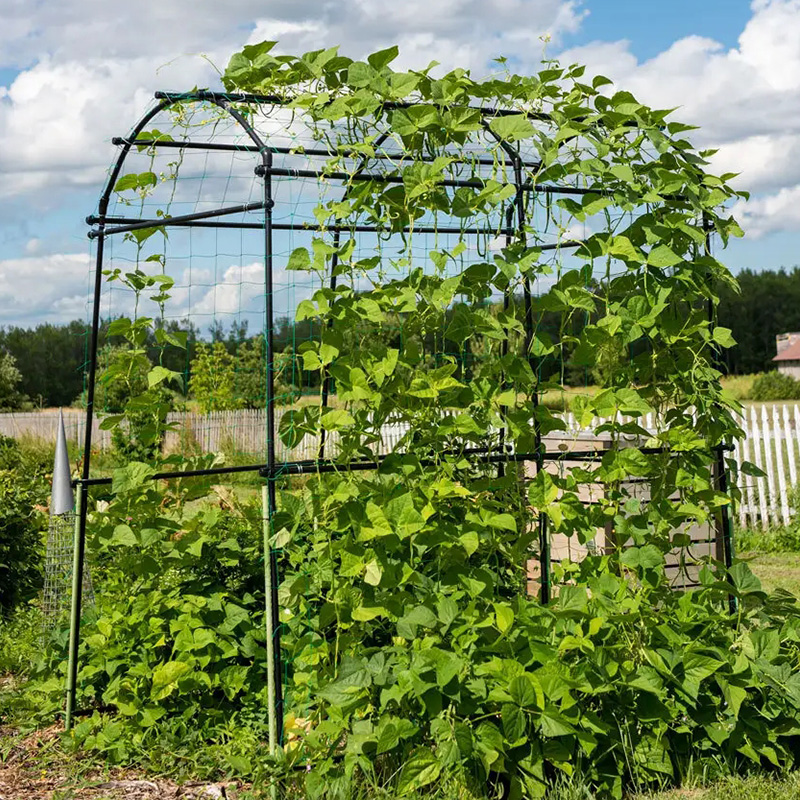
[0,727,245,800]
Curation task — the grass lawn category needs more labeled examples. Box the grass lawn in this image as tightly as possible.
[746,551,800,594]
[634,773,800,800]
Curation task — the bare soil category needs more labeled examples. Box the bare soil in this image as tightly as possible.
[0,727,246,800]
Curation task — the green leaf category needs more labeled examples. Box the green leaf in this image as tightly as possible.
[494,603,514,634]
[364,559,383,586]
[147,365,179,388]
[509,674,544,709]
[489,114,535,141]
[620,545,663,572]
[712,326,736,348]
[539,709,574,737]
[682,652,724,698]
[110,524,137,547]
[436,597,458,628]
[352,604,388,622]
[485,512,517,532]
[321,408,355,430]
[608,235,643,264]
[648,244,683,268]
[729,562,762,595]
[111,462,154,494]
[151,660,192,700]
[502,703,526,742]
[367,45,399,70]
[317,657,371,705]
[397,605,438,638]
[459,530,479,556]
[296,299,317,321]
[114,173,140,192]
[287,247,312,271]
[397,749,441,795]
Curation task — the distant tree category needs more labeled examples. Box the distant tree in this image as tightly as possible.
[717,267,800,374]
[0,320,89,407]
[189,342,243,413]
[0,352,29,410]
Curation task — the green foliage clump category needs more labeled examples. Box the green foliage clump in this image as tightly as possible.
[0,436,47,616]
[0,603,43,676]
[95,334,178,463]
[270,469,800,798]
[749,371,800,402]
[13,465,270,759]
[0,350,29,410]
[189,342,244,413]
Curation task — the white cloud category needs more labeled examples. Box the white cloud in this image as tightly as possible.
[557,0,800,238]
[0,0,583,202]
[0,252,91,326]
[733,186,800,238]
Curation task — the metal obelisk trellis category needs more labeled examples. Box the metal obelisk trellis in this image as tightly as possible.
[43,410,92,631]
[64,88,737,738]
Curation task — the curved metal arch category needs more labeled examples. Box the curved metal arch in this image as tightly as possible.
[97,92,269,218]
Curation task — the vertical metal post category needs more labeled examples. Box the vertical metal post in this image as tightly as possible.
[703,212,737,612]
[65,218,106,729]
[496,204,515,479]
[318,228,340,461]
[261,147,284,736]
[511,161,550,604]
[262,485,277,754]
[65,484,83,730]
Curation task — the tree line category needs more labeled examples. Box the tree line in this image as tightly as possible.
[0,266,797,410]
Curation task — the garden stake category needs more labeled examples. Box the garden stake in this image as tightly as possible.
[65,483,83,731]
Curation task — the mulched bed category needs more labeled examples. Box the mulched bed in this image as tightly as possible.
[0,726,244,799]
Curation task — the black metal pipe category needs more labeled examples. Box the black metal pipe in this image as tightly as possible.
[70,444,680,487]
[260,146,285,734]
[496,204,516,480]
[87,200,269,238]
[318,227,340,462]
[256,163,606,197]
[87,213,586,250]
[703,210,737,613]
[153,89,555,122]
[113,136,543,172]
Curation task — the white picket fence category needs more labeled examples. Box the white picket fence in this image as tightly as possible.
[0,408,412,464]
[2,404,798,530]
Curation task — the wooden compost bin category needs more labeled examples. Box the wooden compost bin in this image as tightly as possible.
[525,432,720,596]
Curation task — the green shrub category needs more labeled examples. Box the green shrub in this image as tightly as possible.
[9,463,800,799]
[15,468,270,746]
[0,468,46,615]
[738,525,800,553]
[749,371,800,401]
[0,434,50,616]
[0,603,43,675]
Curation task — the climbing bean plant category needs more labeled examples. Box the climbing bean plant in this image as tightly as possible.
[37,41,800,800]
[220,43,779,798]
[215,43,790,798]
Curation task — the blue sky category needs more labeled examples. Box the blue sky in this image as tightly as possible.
[565,0,753,60]
[0,0,798,328]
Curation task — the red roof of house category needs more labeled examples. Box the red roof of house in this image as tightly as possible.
[774,339,800,362]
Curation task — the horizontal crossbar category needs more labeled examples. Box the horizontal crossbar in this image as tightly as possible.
[112,136,544,172]
[73,445,677,487]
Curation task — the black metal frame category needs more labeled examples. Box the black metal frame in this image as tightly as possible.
[69,89,737,734]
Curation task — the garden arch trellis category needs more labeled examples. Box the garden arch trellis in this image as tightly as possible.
[67,68,740,746]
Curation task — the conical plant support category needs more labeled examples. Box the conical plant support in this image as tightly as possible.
[43,410,93,630]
